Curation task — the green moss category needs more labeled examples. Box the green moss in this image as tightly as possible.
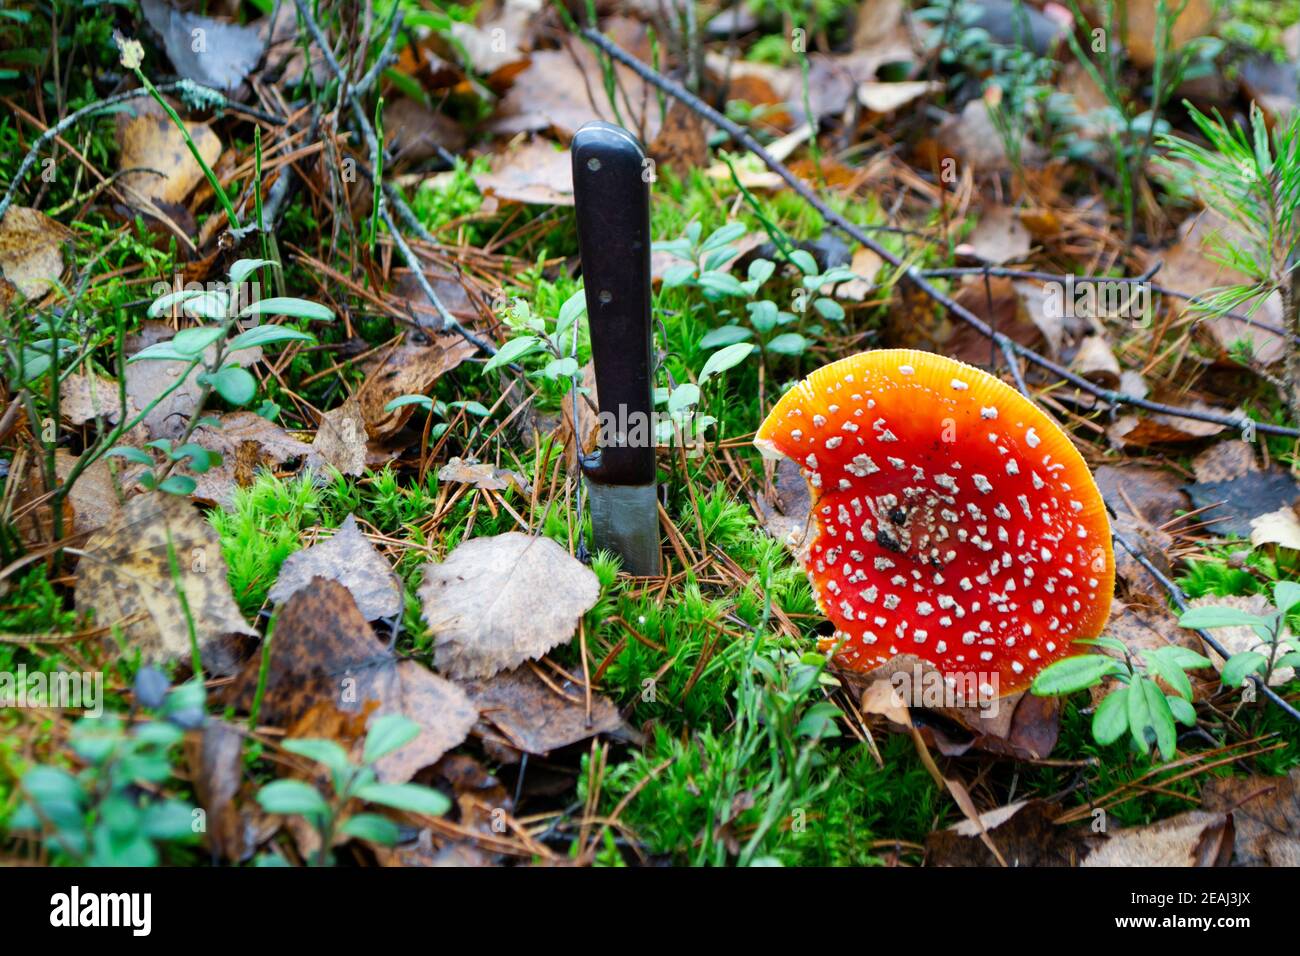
[208,473,323,616]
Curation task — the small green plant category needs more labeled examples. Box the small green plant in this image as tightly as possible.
[1159,102,1300,419]
[1031,642,1213,762]
[9,674,204,866]
[112,259,329,496]
[480,288,587,382]
[658,221,851,358]
[594,635,842,866]
[255,714,451,866]
[1178,581,1300,689]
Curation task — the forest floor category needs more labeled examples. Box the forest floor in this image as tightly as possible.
[1,0,1299,867]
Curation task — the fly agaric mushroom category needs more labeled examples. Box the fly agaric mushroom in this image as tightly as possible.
[755,349,1113,697]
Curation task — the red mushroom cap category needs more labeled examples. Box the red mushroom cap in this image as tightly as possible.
[755,349,1114,697]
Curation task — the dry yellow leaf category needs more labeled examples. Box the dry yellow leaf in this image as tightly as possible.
[74,492,256,675]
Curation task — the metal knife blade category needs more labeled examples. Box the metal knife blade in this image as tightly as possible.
[571,121,661,577]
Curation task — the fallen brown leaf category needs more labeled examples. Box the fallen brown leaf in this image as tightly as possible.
[755,456,811,551]
[1082,810,1234,867]
[359,336,474,440]
[474,138,574,206]
[464,664,627,756]
[308,397,368,477]
[1250,506,1300,551]
[1159,213,1286,364]
[268,514,403,621]
[140,0,264,91]
[926,800,1092,866]
[1119,0,1216,70]
[0,206,72,299]
[418,531,601,680]
[74,492,256,675]
[185,411,312,507]
[186,718,248,862]
[1201,768,1300,867]
[228,579,477,783]
[959,204,1031,265]
[437,457,530,494]
[116,101,223,207]
[648,100,710,179]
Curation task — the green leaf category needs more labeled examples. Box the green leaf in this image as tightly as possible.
[383,394,435,413]
[1091,689,1129,745]
[1167,694,1197,727]
[157,475,196,496]
[171,326,227,356]
[1030,654,1125,696]
[789,249,817,274]
[355,782,451,816]
[554,289,587,339]
[699,325,753,348]
[143,799,197,840]
[228,258,279,288]
[1273,581,1300,615]
[104,446,154,466]
[542,357,579,379]
[699,343,755,383]
[227,325,316,352]
[766,332,808,355]
[1127,671,1153,755]
[240,297,334,322]
[22,766,84,809]
[668,383,701,414]
[697,271,747,297]
[257,780,330,818]
[652,238,694,260]
[1076,636,1129,655]
[170,443,217,474]
[483,335,542,373]
[340,813,400,846]
[661,264,696,288]
[813,297,845,321]
[180,291,231,321]
[363,714,420,765]
[1142,677,1178,761]
[701,222,746,252]
[282,738,353,779]
[703,246,738,272]
[148,289,209,317]
[127,342,194,363]
[795,701,842,739]
[1221,651,1267,687]
[1178,606,1272,630]
[204,366,258,406]
[1141,647,1193,702]
[747,300,779,333]
[747,258,776,286]
[1275,651,1300,670]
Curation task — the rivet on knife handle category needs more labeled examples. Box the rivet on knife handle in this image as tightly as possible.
[572,121,661,576]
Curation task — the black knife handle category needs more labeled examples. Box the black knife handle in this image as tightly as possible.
[572,121,657,487]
